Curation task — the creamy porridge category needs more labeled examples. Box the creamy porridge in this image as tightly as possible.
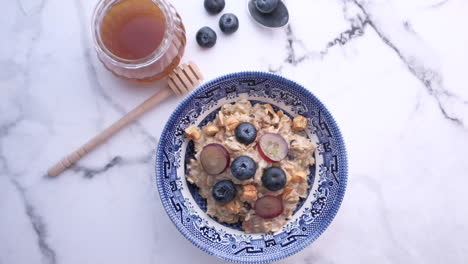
[185,100,316,233]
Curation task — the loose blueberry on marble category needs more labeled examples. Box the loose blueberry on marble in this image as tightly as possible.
[231,156,257,180]
[196,27,217,48]
[262,167,286,191]
[204,0,225,14]
[219,13,239,34]
[235,122,257,144]
[255,0,279,13]
[212,180,237,203]
[248,0,289,28]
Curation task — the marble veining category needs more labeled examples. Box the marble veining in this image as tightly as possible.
[1,145,55,264]
[1,0,467,263]
[71,152,154,179]
[350,0,467,127]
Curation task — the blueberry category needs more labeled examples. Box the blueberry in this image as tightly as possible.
[219,13,239,34]
[262,167,286,191]
[212,180,237,203]
[248,0,289,28]
[204,0,225,14]
[235,122,257,144]
[196,27,217,48]
[255,0,279,13]
[231,156,257,180]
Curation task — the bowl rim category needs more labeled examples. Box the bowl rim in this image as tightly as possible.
[155,71,348,263]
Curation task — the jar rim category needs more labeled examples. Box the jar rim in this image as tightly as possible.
[91,0,175,69]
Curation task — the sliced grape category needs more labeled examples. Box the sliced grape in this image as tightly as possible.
[257,133,289,163]
[200,143,230,175]
[254,195,283,219]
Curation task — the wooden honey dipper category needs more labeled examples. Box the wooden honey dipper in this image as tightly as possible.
[48,61,203,177]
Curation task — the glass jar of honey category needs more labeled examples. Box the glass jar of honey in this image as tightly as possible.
[92,0,186,81]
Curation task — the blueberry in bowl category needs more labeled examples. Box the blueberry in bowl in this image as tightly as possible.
[231,155,257,180]
[262,167,287,191]
[235,122,257,144]
[212,180,237,203]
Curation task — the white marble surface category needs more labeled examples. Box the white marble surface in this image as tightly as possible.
[1,0,468,263]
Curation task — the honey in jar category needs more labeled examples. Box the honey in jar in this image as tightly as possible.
[100,0,166,60]
[92,0,186,81]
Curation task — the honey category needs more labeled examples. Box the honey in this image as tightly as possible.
[92,0,186,81]
[100,0,166,60]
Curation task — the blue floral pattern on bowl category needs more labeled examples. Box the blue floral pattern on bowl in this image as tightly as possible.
[156,72,347,263]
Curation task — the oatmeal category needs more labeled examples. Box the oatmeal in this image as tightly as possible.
[185,100,316,233]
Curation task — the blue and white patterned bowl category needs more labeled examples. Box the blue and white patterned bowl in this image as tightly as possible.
[155,72,347,263]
